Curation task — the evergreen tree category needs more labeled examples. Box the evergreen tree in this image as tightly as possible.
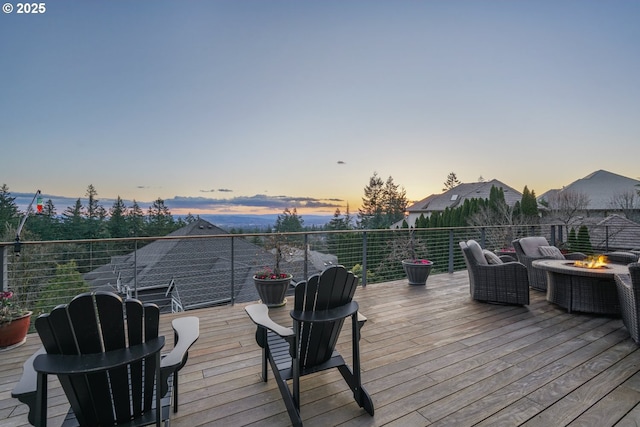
[84,185,107,239]
[327,208,348,230]
[358,172,407,229]
[383,176,408,226]
[274,208,304,232]
[108,196,128,238]
[443,172,461,191]
[575,226,593,254]
[26,199,61,240]
[567,227,578,251]
[520,186,538,216]
[0,184,19,230]
[127,200,146,237]
[62,199,85,239]
[358,172,385,229]
[147,198,175,236]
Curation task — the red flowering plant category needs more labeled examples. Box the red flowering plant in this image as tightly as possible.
[254,239,292,281]
[0,290,27,325]
[403,229,432,265]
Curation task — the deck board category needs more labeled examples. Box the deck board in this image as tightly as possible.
[3,270,640,426]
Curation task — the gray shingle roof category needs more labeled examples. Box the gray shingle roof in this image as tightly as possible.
[84,218,331,312]
[407,179,523,213]
[539,170,640,211]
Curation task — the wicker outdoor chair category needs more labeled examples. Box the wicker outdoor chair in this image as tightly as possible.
[459,240,530,305]
[512,237,586,292]
[615,263,640,344]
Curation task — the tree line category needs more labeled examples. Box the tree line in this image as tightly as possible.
[0,184,194,243]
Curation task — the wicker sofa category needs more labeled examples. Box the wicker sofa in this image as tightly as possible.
[459,240,530,306]
[615,263,640,344]
[512,237,586,292]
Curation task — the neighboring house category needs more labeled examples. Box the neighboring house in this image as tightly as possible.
[538,170,640,220]
[84,219,336,313]
[402,179,523,228]
[584,214,640,251]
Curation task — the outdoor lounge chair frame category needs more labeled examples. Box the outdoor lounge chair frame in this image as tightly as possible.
[11,291,199,427]
[245,265,374,426]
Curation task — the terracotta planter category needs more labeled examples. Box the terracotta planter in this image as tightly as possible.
[402,260,433,286]
[0,311,32,349]
[253,275,292,307]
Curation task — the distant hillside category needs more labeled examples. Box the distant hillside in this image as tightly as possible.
[196,214,333,231]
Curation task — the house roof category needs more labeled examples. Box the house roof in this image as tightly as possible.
[579,214,640,251]
[84,218,332,312]
[407,179,523,213]
[539,170,640,211]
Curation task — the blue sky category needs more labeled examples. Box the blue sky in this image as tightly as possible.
[2,1,638,215]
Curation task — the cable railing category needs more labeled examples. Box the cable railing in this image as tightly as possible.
[1,222,638,319]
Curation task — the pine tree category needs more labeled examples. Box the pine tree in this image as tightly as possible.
[0,184,19,229]
[358,172,385,229]
[127,200,145,237]
[274,208,304,232]
[109,196,128,238]
[147,198,175,236]
[443,172,461,191]
[520,186,538,218]
[62,199,85,239]
[84,185,106,238]
[358,172,407,229]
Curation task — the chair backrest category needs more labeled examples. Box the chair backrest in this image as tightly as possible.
[513,237,550,258]
[293,265,358,368]
[35,291,161,426]
[459,240,487,268]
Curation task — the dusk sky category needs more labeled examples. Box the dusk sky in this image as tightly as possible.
[2,1,638,216]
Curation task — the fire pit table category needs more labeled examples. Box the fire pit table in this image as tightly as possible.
[532,259,628,315]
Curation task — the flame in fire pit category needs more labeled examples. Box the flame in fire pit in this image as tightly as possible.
[574,255,608,269]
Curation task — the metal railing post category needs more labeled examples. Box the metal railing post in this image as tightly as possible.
[362,231,367,287]
[134,240,138,299]
[231,236,235,306]
[448,229,454,274]
[303,233,309,280]
[605,225,610,252]
[1,245,7,292]
[480,228,486,248]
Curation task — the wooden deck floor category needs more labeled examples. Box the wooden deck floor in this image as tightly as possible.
[3,271,640,426]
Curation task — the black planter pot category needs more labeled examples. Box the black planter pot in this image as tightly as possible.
[401,260,433,286]
[253,275,292,307]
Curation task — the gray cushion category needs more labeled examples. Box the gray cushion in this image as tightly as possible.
[467,240,488,265]
[538,245,565,260]
[519,237,550,257]
[483,250,503,264]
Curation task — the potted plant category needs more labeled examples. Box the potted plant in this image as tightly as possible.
[401,229,433,286]
[253,240,292,307]
[0,290,32,349]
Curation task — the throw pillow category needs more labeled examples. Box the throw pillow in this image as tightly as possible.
[538,245,564,260]
[483,250,503,265]
[466,240,488,265]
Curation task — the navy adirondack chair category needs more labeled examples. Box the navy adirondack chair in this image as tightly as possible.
[245,265,374,426]
[12,291,199,427]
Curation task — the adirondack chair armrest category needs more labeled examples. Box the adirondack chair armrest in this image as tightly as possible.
[291,301,359,323]
[358,312,367,323]
[245,303,294,338]
[33,337,165,376]
[161,316,200,371]
[11,347,46,425]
